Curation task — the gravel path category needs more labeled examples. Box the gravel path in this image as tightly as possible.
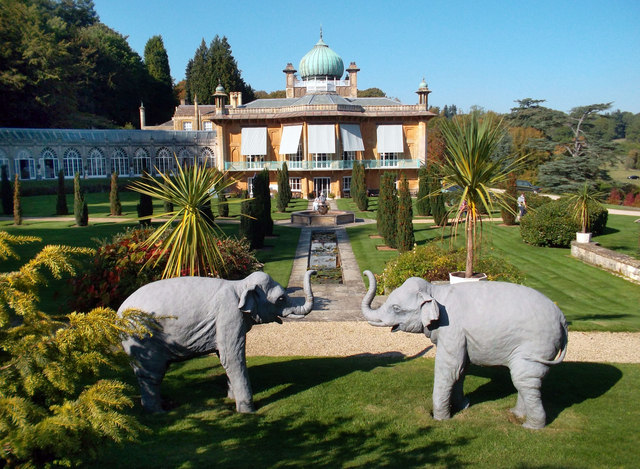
[246,322,640,363]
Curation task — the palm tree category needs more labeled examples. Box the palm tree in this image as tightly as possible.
[439,113,523,278]
[566,182,604,234]
[129,159,236,278]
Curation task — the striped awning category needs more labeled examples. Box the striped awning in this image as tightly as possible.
[339,124,364,152]
[279,125,303,155]
[376,124,404,153]
[241,127,267,156]
[308,124,336,154]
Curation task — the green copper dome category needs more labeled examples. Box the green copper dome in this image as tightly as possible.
[299,33,344,80]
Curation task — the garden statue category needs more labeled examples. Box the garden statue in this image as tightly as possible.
[360,271,568,429]
[119,270,315,413]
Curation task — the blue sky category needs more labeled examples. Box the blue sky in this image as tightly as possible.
[93,0,640,114]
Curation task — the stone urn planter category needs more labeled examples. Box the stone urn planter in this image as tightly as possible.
[449,271,488,284]
[575,232,592,243]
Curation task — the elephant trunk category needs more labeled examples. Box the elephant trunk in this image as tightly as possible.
[282,270,315,318]
[361,270,387,327]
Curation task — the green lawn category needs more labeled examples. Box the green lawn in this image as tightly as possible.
[87,354,640,468]
[347,218,640,332]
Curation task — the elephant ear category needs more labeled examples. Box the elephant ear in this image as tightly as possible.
[238,287,258,314]
[420,297,440,329]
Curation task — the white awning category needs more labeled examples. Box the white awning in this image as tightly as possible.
[339,124,364,152]
[241,127,267,156]
[279,125,303,155]
[376,124,404,153]
[308,124,336,154]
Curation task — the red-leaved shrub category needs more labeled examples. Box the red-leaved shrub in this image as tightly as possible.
[70,227,262,311]
[607,188,622,205]
[623,191,636,206]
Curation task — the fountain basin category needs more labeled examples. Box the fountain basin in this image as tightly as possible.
[291,210,355,226]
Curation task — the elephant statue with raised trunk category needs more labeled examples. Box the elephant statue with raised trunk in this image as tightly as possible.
[361,271,568,429]
[119,270,315,413]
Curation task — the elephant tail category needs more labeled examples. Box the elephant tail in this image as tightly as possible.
[535,318,569,366]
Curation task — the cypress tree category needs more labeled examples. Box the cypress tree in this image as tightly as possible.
[218,191,229,217]
[416,165,431,216]
[1,165,12,215]
[276,165,289,212]
[352,161,368,211]
[13,174,21,225]
[73,172,88,226]
[397,177,415,252]
[377,172,398,248]
[109,172,122,216]
[501,172,518,225]
[253,169,273,237]
[430,175,447,227]
[240,190,262,249]
[136,171,153,226]
[56,169,68,215]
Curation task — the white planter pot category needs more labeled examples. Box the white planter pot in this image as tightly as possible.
[449,271,488,284]
[576,232,592,243]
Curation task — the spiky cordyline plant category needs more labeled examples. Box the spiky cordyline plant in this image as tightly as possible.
[566,182,604,233]
[439,113,524,278]
[129,159,237,278]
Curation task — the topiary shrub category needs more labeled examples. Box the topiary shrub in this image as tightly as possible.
[2,165,13,215]
[378,243,523,294]
[70,227,262,311]
[520,198,608,247]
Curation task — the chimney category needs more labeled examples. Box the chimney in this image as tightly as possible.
[283,63,297,99]
[139,102,146,129]
[346,62,360,98]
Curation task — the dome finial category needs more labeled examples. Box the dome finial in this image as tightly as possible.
[320,25,323,41]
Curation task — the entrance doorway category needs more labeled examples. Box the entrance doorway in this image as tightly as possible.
[314,177,331,197]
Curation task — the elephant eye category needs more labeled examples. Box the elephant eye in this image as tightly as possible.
[392,305,401,313]
[277,296,286,303]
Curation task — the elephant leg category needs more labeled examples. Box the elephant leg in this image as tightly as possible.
[218,323,255,413]
[432,334,468,420]
[215,351,235,400]
[451,356,470,413]
[125,340,169,413]
[510,392,527,419]
[509,360,550,429]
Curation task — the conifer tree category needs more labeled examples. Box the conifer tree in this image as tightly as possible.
[0,232,151,467]
[218,191,229,217]
[430,174,447,227]
[136,170,153,226]
[377,172,398,248]
[13,174,21,225]
[109,172,122,216]
[501,172,518,225]
[397,176,415,252]
[143,35,175,125]
[56,169,69,215]
[351,161,369,211]
[416,165,431,216]
[276,163,291,212]
[1,165,12,215]
[73,172,88,226]
[253,169,273,237]
[239,190,262,249]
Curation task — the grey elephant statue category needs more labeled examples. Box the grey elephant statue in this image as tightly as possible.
[361,271,568,429]
[118,270,315,413]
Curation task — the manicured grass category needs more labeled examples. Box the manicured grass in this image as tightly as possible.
[347,221,640,332]
[335,196,379,219]
[596,214,640,259]
[88,354,640,468]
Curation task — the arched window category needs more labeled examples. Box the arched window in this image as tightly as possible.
[0,149,9,177]
[15,149,35,180]
[199,147,216,168]
[63,148,83,177]
[87,148,106,177]
[111,148,129,176]
[40,147,59,179]
[156,147,173,174]
[133,148,150,175]
[178,147,194,168]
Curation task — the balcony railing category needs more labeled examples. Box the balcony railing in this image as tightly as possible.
[224,159,420,171]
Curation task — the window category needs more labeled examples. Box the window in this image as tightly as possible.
[342,150,355,168]
[203,121,213,131]
[87,148,106,177]
[15,150,35,180]
[156,147,173,174]
[178,148,194,168]
[111,148,129,176]
[200,147,215,168]
[133,148,151,175]
[380,152,401,167]
[40,148,59,179]
[312,153,331,169]
[343,176,352,194]
[183,121,193,131]
[288,141,304,169]
[63,148,83,177]
[246,155,264,169]
[289,177,301,192]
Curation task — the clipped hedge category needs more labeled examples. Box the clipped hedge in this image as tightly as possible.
[520,198,608,248]
[378,243,524,294]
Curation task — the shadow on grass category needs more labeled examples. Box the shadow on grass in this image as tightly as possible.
[463,361,622,425]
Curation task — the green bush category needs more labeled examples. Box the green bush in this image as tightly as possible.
[520,198,608,247]
[378,243,524,294]
[70,227,263,311]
